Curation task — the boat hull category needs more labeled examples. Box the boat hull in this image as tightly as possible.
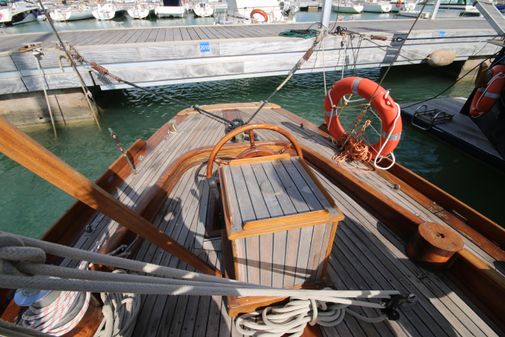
[0,7,38,25]
[363,2,392,13]
[127,7,152,19]
[193,2,214,17]
[155,6,186,18]
[50,8,94,21]
[332,4,364,13]
[92,4,119,20]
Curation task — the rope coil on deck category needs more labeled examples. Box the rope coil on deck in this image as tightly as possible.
[236,297,388,337]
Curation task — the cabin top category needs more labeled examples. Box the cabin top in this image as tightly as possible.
[219,155,342,239]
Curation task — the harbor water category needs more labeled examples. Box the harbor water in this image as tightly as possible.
[1,10,504,237]
[1,65,504,237]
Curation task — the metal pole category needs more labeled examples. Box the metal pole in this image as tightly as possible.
[321,0,332,28]
[431,0,441,19]
[33,49,57,138]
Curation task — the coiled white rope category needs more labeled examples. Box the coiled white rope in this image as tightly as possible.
[94,271,141,337]
[235,297,388,337]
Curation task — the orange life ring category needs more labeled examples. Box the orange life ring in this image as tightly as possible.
[250,8,268,22]
[470,64,505,118]
[323,76,402,159]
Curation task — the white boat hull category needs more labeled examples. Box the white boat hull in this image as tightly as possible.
[193,2,214,17]
[0,3,39,26]
[127,6,152,19]
[363,2,392,13]
[155,6,186,18]
[332,3,364,13]
[92,4,118,20]
[50,8,94,21]
[398,9,430,18]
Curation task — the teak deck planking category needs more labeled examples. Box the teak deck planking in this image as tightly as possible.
[89,105,502,337]
[24,103,501,336]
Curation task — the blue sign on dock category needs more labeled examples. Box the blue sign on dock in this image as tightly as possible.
[200,41,210,53]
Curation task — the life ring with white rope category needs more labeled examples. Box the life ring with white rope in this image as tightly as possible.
[323,77,402,161]
[250,8,268,22]
[470,64,505,118]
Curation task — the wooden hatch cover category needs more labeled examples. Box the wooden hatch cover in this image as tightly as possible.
[207,124,344,316]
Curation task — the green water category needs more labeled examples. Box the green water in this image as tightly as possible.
[1,66,504,238]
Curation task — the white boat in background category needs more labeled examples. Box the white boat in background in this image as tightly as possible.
[390,0,416,12]
[49,5,93,21]
[208,0,227,14]
[155,5,186,17]
[398,8,430,17]
[127,3,153,19]
[0,0,40,26]
[193,1,213,17]
[419,0,480,17]
[227,0,286,22]
[332,1,364,13]
[92,3,121,20]
[363,0,392,12]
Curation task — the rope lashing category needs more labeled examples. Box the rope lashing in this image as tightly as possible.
[236,297,389,337]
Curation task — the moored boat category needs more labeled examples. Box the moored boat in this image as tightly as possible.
[49,5,94,21]
[92,3,121,20]
[127,3,153,19]
[227,0,287,22]
[155,5,186,17]
[193,1,214,16]
[363,0,392,12]
[332,1,364,13]
[0,0,40,26]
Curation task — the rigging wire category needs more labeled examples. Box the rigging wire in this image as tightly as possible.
[245,24,326,124]
[376,1,429,87]
[74,57,233,126]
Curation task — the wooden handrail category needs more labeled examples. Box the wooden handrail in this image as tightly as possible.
[206,123,304,178]
[0,117,219,276]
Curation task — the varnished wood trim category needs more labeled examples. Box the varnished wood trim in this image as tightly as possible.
[41,139,147,247]
[234,210,342,240]
[228,153,292,166]
[178,102,282,116]
[375,168,505,262]
[207,124,304,178]
[0,117,218,276]
[219,166,235,243]
[301,145,505,332]
[381,159,505,248]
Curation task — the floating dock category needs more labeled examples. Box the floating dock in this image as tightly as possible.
[0,18,500,95]
[402,97,505,170]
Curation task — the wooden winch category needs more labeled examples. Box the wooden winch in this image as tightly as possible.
[208,124,344,316]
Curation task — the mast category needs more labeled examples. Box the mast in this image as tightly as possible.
[321,0,332,28]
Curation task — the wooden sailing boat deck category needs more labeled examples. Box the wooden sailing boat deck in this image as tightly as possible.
[57,103,503,337]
